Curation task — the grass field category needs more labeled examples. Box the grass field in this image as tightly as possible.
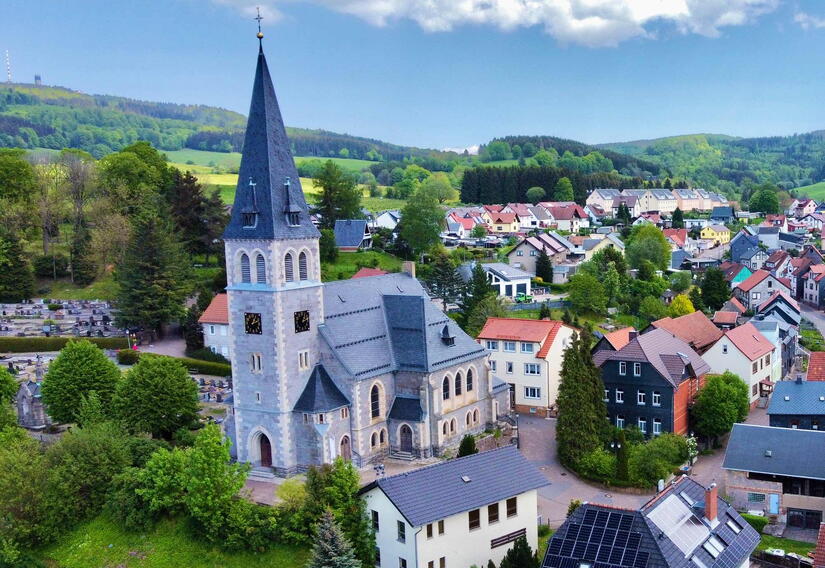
[796,180,825,200]
[756,534,815,556]
[322,250,403,281]
[37,515,309,568]
[164,148,375,174]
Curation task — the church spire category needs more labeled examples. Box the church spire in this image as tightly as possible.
[223,38,319,240]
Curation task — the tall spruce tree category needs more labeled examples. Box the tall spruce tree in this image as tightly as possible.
[0,230,34,302]
[460,262,494,325]
[167,169,209,257]
[535,247,553,282]
[499,535,539,568]
[671,207,684,229]
[308,510,362,568]
[555,331,608,468]
[700,267,729,311]
[114,209,192,334]
[425,253,463,310]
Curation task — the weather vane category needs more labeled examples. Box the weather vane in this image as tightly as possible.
[255,6,264,40]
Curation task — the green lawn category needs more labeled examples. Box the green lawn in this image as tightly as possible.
[37,515,309,568]
[37,273,118,301]
[756,534,815,556]
[322,251,402,281]
[164,149,375,174]
[794,180,825,200]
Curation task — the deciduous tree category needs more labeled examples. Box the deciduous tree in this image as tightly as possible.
[526,186,545,204]
[400,184,443,256]
[669,294,695,317]
[625,224,670,270]
[313,160,362,229]
[421,172,458,203]
[568,273,607,315]
[553,177,574,202]
[692,373,749,445]
[466,295,507,337]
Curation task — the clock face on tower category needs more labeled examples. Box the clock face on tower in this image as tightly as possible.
[294,310,310,333]
[244,312,262,335]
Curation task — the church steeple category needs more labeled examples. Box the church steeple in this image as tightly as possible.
[223,42,319,240]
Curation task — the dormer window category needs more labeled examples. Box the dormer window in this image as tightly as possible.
[287,212,300,226]
[441,325,455,347]
[242,212,257,228]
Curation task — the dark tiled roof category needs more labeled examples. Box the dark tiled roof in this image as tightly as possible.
[767,381,825,416]
[223,46,319,241]
[293,364,350,412]
[334,219,369,248]
[711,206,734,217]
[389,395,423,422]
[723,424,825,480]
[364,445,548,527]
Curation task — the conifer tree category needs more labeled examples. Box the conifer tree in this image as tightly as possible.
[457,434,478,457]
[115,209,192,334]
[555,331,608,468]
[671,207,684,229]
[0,230,34,302]
[538,302,551,320]
[499,536,539,568]
[700,267,729,311]
[308,509,363,568]
[426,253,463,310]
[460,262,494,324]
[535,247,553,283]
[553,177,574,202]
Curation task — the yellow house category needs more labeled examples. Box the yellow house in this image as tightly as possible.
[701,224,731,244]
[487,212,521,233]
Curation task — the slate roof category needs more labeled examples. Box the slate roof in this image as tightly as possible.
[389,394,424,422]
[362,445,548,527]
[723,322,774,361]
[334,219,369,248]
[199,293,229,324]
[808,353,825,381]
[651,311,723,353]
[723,423,825,480]
[711,206,734,218]
[671,250,690,270]
[319,273,486,379]
[593,328,710,386]
[767,380,825,416]
[543,476,759,568]
[780,232,805,245]
[293,364,350,412]
[223,46,319,241]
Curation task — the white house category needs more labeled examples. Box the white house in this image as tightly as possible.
[361,445,549,568]
[198,293,231,360]
[703,322,776,404]
[459,262,532,299]
[477,318,577,416]
[375,210,402,231]
[501,203,539,230]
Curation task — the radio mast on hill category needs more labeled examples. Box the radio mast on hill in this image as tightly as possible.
[4,50,11,83]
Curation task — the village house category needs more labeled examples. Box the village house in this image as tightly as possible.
[756,226,780,250]
[585,188,621,212]
[712,310,740,330]
[801,213,825,232]
[199,293,231,360]
[592,327,636,353]
[541,202,589,232]
[710,205,735,224]
[611,195,640,219]
[703,322,775,404]
[501,203,538,230]
[757,290,801,327]
[767,377,825,430]
[765,214,788,232]
[809,352,825,381]
[733,269,791,310]
[803,264,825,307]
[334,219,372,251]
[649,310,723,355]
[362,445,549,568]
[486,212,520,234]
[700,224,731,245]
[507,233,572,274]
[374,210,401,231]
[459,262,532,299]
[477,318,577,416]
[763,249,790,276]
[720,261,753,287]
[542,476,759,568]
[593,328,709,437]
[789,198,818,219]
[724,423,825,529]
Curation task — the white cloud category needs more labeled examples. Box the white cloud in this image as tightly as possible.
[213,0,780,47]
[794,11,825,30]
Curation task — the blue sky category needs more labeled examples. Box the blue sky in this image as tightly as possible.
[2,0,824,150]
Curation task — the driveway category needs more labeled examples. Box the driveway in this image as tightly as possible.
[801,305,825,336]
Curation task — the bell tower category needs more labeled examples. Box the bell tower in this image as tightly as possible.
[223,29,323,474]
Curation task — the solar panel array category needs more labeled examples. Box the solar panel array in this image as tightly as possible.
[543,509,650,568]
[707,514,761,568]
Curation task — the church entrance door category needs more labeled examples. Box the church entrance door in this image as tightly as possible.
[399,425,413,453]
[259,434,272,468]
[340,435,352,462]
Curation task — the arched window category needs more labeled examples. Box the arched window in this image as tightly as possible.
[380,429,386,445]
[255,254,266,284]
[466,412,472,426]
[466,369,474,392]
[299,251,308,281]
[455,372,463,396]
[370,384,381,418]
[284,252,294,282]
[371,432,377,448]
[473,409,479,424]
[442,422,448,436]
[450,419,456,433]
[442,376,450,400]
[240,253,251,283]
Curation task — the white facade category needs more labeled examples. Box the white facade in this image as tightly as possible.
[202,322,232,360]
[703,339,774,404]
[364,486,539,568]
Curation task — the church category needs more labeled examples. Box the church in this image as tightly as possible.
[222,38,510,476]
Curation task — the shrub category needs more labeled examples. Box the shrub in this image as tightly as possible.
[457,434,478,457]
[222,499,279,552]
[106,467,158,531]
[116,349,140,365]
[33,254,69,279]
[0,336,128,352]
[139,353,231,377]
[46,303,63,311]
[741,513,768,534]
[576,448,616,482]
[567,500,582,518]
[627,435,687,488]
[186,347,230,364]
[538,523,552,538]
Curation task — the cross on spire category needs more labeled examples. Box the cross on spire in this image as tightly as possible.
[255,6,264,43]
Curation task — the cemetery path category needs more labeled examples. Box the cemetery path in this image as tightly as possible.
[140,337,186,358]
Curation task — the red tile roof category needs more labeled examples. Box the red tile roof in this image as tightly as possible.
[720,261,747,282]
[712,311,738,325]
[808,353,825,381]
[725,297,747,314]
[352,267,389,279]
[724,322,774,361]
[491,212,518,224]
[757,290,799,313]
[813,522,825,568]
[449,213,476,230]
[809,264,825,283]
[663,229,687,248]
[547,204,586,221]
[477,318,573,358]
[765,250,789,265]
[198,293,229,325]
[651,311,723,353]
[735,269,770,292]
[602,327,636,350]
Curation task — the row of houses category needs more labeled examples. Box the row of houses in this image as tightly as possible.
[445,202,591,236]
[586,188,729,216]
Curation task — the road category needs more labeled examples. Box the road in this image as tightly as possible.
[801,304,825,337]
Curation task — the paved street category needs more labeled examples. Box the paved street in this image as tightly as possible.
[801,305,825,337]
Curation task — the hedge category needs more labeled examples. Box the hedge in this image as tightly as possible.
[741,513,768,534]
[0,336,129,352]
[140,352,231,377]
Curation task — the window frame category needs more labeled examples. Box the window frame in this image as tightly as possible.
[637,390,646,406]
[397,520,406,543]
[468,508,481,531]
[488,502,500,524]
[524,386,541,399]
[506,497,518,518]
[619,361,627,376]
[503,341,516,353]
[616,389,624,404]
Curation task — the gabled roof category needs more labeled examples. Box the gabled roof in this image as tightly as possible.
[663,229,687,248]
[198,293,229,325]
[602,327,636,350]
[757,290,799,313]
[808,352,825,381]
[724,424,825,481]
[705,224,729,233]
[528,206,552,221]
[593,328,710,386]
[504,202,532,216]
[613,195,638,207]
[735,269,771,292]
[722,322,774,361]
[363,446,548,527]
[651,311,723,353]
[546,204,586,220]
[765,249,789,265]
[351,267,389,279]
[719,261,748,282]
[767,380,825,416]
[223,46,318,241]
[490,212,518,224]
[334,219,369,247]
[293,364,350,412]
[449,212,476,230]
[711,206,734,217]
[460,262,531,282]
[809,264,825,283]
[477,318,572,358]
[712,311,738,325]
[722,297,747,314]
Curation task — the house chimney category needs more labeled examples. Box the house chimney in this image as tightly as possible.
[402,261,416,279]
[705,483,718,523]
[797,374,803,385]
